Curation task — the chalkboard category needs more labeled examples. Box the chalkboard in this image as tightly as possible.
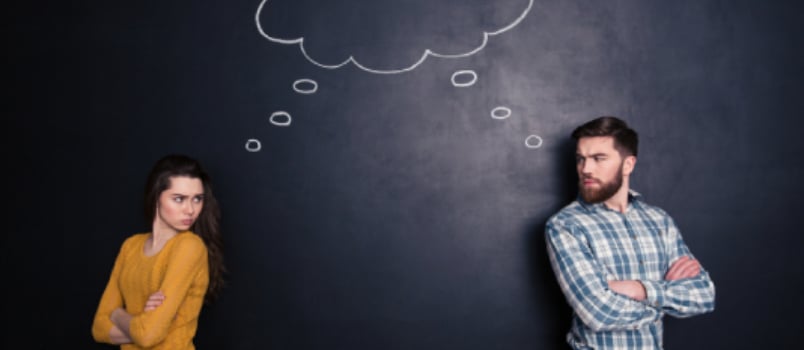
[9,0,804,349]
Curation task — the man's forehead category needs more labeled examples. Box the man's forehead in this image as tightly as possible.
[576,136,617,154]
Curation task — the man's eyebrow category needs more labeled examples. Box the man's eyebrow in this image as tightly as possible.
[576,152,608,158]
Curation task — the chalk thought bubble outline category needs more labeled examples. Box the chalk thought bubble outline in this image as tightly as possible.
[245,139,262,152]
[293,78,318,94]
[524,135,543,149]
[270,111,292,126]
[451,70,478,87]
[255,0,534,74]
[490,106,511,119]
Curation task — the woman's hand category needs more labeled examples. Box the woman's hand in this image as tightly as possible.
[144,291,166,312]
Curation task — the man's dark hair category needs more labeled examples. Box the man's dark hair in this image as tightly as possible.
[571,116,639,156]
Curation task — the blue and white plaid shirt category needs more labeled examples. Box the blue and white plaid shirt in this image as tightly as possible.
[546,190,715,349]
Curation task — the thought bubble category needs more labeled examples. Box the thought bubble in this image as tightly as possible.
[245,139,262,152]
[269,111,292,126]
[292,78,318,94]
[451,70,478,87]
[525,135,543,149]
[256,0,534,74]
[490,106,512,120]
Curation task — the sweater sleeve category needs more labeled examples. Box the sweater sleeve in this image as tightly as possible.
[127,234,208,348]
[91,238,131,344]
[546,218,661,331]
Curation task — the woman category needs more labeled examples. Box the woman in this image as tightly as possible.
[92,154,226,349]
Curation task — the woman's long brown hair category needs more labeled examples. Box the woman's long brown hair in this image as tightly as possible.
[143,154,226,304]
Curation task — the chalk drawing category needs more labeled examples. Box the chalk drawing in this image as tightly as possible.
[451,70,478,87]
[270,111,292,126]
[490,106,512,120]
[245,139,262,152]
[293,78,318,94]
[524,135,543,149]
[255,0,534,74]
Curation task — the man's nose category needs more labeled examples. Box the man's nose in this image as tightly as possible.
[579,160,593,174]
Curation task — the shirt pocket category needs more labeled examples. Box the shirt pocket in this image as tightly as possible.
[588,235,636,278]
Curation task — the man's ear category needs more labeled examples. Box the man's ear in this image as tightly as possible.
[623,155,637,176]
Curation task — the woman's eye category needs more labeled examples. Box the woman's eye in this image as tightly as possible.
[173,197,183,203]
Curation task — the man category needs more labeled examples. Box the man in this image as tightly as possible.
[546,116,715,349]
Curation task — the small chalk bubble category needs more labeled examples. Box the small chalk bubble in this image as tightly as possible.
[292,79,318,94]
[491,107,512,120]
[451,70,478,87]
[245,139,262,152]
[269,111,292,127]
[525,135,543,149]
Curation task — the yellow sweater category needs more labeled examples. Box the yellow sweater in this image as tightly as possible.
[92,231,209,349]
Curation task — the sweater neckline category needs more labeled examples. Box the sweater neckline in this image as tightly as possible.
[141,231,184,258]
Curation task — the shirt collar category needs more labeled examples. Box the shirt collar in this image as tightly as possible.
[578,189,643,212]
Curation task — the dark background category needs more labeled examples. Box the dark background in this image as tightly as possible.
[8,0,804,349]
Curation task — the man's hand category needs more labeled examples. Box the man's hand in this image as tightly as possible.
[665,256,701,281]
[608,280,647,301]
[144,291,166,312]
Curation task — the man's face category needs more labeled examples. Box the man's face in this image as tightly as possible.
[575,136,628,204]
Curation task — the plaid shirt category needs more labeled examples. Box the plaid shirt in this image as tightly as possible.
[546,190,715,349]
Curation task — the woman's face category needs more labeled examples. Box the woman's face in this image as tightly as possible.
[155,176,205,233]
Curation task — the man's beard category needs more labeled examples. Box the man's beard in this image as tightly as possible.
[579,166,624,204]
